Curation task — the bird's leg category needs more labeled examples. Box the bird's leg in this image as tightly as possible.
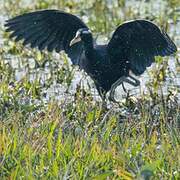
[109,76,127,102]
[97,87,108,110]
[122,83,127,92]
[109,75,140,102]
[127,75,140,86]
[97,87,106,101]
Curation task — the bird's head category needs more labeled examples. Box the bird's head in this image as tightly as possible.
[70,28,92,46]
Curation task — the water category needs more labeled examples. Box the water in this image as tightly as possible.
[0,0,179,103]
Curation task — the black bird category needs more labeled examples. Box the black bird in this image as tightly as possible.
[5,10,177,102]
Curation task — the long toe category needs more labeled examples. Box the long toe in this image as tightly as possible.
[108,94,118,103]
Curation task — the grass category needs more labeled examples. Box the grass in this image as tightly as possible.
[0,0,180,179]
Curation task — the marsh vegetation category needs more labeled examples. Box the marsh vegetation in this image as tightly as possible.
[0,0,180,179]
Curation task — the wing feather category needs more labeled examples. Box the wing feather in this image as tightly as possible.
[5,9,88,65]
[107,20,177,75]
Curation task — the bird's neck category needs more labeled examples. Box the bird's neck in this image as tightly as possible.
[82,37,94,58]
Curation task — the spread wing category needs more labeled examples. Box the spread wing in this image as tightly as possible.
[5,9,88,65]
[107,20,177,75]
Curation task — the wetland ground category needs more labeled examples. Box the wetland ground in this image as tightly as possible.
[0,0,180,179]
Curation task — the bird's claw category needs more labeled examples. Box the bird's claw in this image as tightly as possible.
[108,75,141,103]
[128,75,140,86]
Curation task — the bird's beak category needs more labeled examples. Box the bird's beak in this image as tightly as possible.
[70,33,81,46]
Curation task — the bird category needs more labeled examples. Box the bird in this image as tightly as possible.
[5,9,177,102]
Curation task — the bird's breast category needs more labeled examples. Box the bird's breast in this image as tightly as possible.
[83,47,130,92]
